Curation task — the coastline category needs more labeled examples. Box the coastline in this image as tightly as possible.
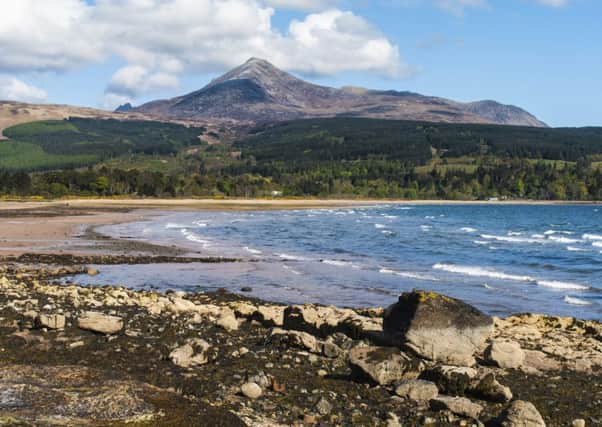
[0,201,600,425]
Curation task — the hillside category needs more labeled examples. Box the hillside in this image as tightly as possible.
[133,58,547,127]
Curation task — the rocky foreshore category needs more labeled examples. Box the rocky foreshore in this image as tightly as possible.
[0,261,600,426]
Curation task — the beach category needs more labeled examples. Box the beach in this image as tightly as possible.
[0,199,600,426]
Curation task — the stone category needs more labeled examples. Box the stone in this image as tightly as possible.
[430,396,483,419]
[572,420,586,427]
[420,365,478,396]
[241,286,253,292]
[386,412,402,427]
[169,344,194,368]
[87,268,99,276]
[255,305,285,327]
[498,400,546,427]
[384,291,493,366]
[36,313,66,330]
[471,373,512,403]
[77,311,123,334]
[349,346,422,385]
[486,340,525,369]
[314,397,333,416]
[268,328,341,358]
[216,310,239,331]
[395,380,439,401]
[241,382,262,399]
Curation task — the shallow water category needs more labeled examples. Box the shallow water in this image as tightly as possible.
[74,204,602,320]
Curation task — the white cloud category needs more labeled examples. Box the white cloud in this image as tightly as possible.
[263,0,338,10]
[0,0,408,105]
[433,0,486,15]
[0,77,48,103]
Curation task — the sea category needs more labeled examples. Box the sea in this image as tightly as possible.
[73,204,602,320]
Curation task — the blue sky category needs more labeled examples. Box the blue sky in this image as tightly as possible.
[0,0,599,127]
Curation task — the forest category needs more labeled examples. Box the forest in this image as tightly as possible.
[1,117,602,200]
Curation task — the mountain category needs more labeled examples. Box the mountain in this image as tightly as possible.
[115,102,133,113]
[133,58,547,127]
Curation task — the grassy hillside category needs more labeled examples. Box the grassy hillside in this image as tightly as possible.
[1,118,205,171]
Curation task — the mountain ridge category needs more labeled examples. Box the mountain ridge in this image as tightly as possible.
[131,58,547,127]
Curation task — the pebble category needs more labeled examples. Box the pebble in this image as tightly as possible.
[241,382,262,399]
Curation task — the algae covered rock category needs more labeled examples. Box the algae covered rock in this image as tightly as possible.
[498,400,546,427]
[348,346,422,385]
[383,290,493,366]
[77,311,123,334]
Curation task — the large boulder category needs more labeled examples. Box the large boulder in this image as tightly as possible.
[348,346,423,385]
[498,400,546,427]
[486,340,525,369]
[430,396,483,419]
[383,291,493,366]
[77,311,123,335]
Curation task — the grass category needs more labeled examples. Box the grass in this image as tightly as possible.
[3,120,78,138]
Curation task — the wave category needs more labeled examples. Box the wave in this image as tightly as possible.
[382,215,398,219]
[473,240,488,245]
[425,216,435,219]
[583,233,602,241]
[276,253,309,261]
[481,234,544,244]
[282,265,302,275]
[483,284,496,290]
[381,230,395,236]
[544,230,573,236]
[379,268,439,281]
[592,241,602,248]
[536,280,589,291]
[547,236,581,244]
[433,263,534,282]
[421,225,432,231]
[165,223,189,230]
[322,259,361,269]
[243,247,262,255]
[193,221,208,227]
[374,224,386,229]
[564,296,592,306]
[507,231,524,236]
[180,229,211,248]
[461,227,477,233]
[567,246,588,252]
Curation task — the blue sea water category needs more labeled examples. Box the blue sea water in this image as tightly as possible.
[79,204,602,320]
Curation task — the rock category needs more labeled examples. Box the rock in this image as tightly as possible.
[349,346,422,385]
[386,412,402,427]
[255,305,285,327]
[87,268,99,276]
[420,365,478,396]
[169,339,212,368]
[471,373,512,403]
[36,313,65,330]
[486,340,525,369]
[572,420,586,427]
[216,310,239,331]
[169,344,194,368]
[268,328,342,358]
[384,291,493,366]
[314,397,333,416]
[430,396,483,419]
[498,400,546,427]
[241,286,253,292]
[241,382,262,399]
[77,311,123,334]
[395,380,439,401]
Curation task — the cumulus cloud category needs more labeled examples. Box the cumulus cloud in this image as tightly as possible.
[0,77,48,103]
[0,0,408,105]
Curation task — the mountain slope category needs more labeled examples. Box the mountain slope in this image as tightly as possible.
[133,58,547,127]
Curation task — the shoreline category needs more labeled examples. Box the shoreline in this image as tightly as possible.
[0,262,599,425]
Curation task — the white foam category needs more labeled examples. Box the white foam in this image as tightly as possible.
[564,296,592,305]
[282,265,302,275]
[374,224,386,229]
[276,253,309,261]
[193,221,208,227]
[536,280,589,291]
[381,230,395,236]
[421,225,432,231]
[383,215,398,219]
[481,234,544,244]
[545,230,573,235]
[583,233,602,241]
[548,235,581,244]
[592,241,602,248]
[244,247,262,255]
[567,246,587,252]
[379,268,438,281]
[323,260,361,269]
[483,284,496,290]
[180,229,211,248]
[425,216,436,219]
[432,263,534,282]
[461,227,477,233]
[507,231,524,236]
[473,240,488,245]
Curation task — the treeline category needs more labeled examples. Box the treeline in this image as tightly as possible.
[1,160,601,200]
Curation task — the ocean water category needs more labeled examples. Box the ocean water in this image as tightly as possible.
[78,204,602,320]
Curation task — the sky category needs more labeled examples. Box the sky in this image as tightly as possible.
[0,0,599,127]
